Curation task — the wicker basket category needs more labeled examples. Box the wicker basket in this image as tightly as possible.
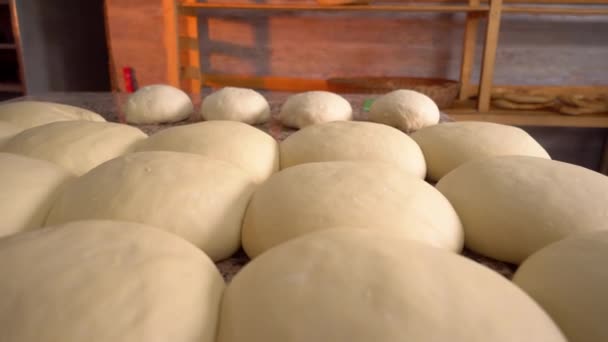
[327,77,460,109]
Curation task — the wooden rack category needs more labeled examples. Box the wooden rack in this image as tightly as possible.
[164,0,608,128]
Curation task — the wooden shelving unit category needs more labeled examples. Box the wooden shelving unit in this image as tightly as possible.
[165,0,608,129]
[0,0,25,99]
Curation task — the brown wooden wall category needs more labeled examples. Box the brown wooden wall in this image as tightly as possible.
[105,0,608,92]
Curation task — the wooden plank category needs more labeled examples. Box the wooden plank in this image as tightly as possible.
[163,0,180,87]
[181,14,200,92]
[503,6,608,15]
[469,85,608,97]
[477,0,503,112]
[179,3,490,13]
[458,0,482,100]
[446,100,608,127]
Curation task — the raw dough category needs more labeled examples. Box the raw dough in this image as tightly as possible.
[436,155,608,264]
[278,91,352,129]
[218,228,566,342]
[135,121,278,183]
[46,151,256,261]
[1,121,147,175]
[368,89,439,132]
[201,87,270,124]
[411,121,550,181]
[513,230,608,342]
[242,161,462,258]
[125,84,193,124]
[0,100,105,129]
[279,121,426,178]
[0,220,224,342]
[0,153,73,238]
[0,121,22,147]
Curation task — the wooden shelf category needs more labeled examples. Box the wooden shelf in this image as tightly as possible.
[446,100,608,128]
[0,43,16,50]
[0,82,23,92]
[179,3,490,13]
[504,5,608,15]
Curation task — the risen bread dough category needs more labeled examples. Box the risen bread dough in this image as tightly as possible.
[0,100,105,129]
[279,121,426,178]
[278,91,352,128]
[1,121,147,175]
[242,161,462,258]
[369,89,439,132]
[0,153,73,238]
[125,84,193,124]
[201,87,270,124]
[218,228,566,342]
[0,121,22,147]
[0,220,224,342]
[46,151,256,261]
[411,121,550,181]
[135,121,278,183]
[513,230,608,342]
[436,155,608,264]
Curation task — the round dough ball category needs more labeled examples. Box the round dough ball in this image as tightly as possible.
[46,151,256,261]
[136,121,278,183]
[0,220,224,342]
[0,153,73,238]
[279,121,426,178]
[201,87,270,124]
[369,89,439,133]
[436,155,608,264]
[218,228,566,342]
[0,121,22,147]
[0,100,105,130]
[242,161,462,258]
[1,121,147,175]
[278,91,352,129]
[513,230,608,342]
[411,121,550,181]
[125,84,193,124]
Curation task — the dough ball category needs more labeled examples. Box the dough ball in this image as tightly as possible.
[436,155,608,264]
[136,121,278,183]
[1,121,147,175]
[278,91,352,129]
[201,87,270,124]
[242,161,462,258]
[46,151,256,261]
[0,100,105,129]
[125,84,193,124]
[218,228,566,342]
[513,230,608,342]
[279,121,426,178]
[0,220,224,342]
[369,89,439,133]
[0,121,22,147]
[0,153,73,238]
[411,121,550,181]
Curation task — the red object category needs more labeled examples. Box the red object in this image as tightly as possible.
[123,67,134,93]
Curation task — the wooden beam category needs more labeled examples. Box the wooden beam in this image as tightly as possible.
[468,85,608,97]
[178,3,490,13]
[459,0,482,100]
[163,0,180,88]
[477,0,503,112]
[504,6,608,15]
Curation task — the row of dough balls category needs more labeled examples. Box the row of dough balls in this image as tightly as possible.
[7,219,605,342]
[3,104,604,263]
[123,84,440,132]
